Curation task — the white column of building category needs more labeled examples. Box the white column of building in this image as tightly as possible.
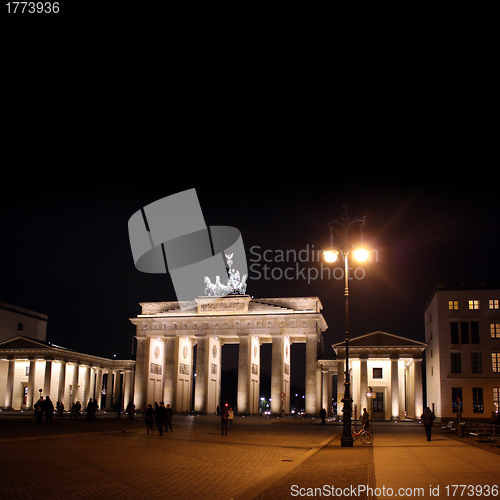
[305,335,317,415]
[106,370,113,411]
[58,361,66,407]
[95,368,103,409]
[83,366,91,406]
[194,336,207,412]
[391,357,400,419]
[71,364,79,404]
[4,359,15,408]
[337,359,344,414]
[133,336,148,409]
[26,359,37,408]
[322,370,329,413]
[124,370,133,408]
[414,358,423,418]
[360,357,368,412]
[43,360,52,398]
[237,335,250,413]
[270,335,284,415]
[327,370,333,415]
[163,337,177,410]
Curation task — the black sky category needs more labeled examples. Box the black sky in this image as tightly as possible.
[1,180,498,379]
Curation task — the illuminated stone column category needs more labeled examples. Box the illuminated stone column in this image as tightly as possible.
[194,337,207,412]
[414,358,423,418]
[105,370,113,410]
[71,364,80,405]
[26,359,37,408]
[237,335,260,414]
[4,359,15,408]
[133,337,148,409]
[305,335,317,415]
[124,370,133,408]
[58,361,66,407]
[360,357,368,412]
[249,336,260,415]
[237,335,250,413]
[43,360,52,398]
[391,357,400,419]
[83,365,91,406]
[337,359,344,414]
[163,337,178,408]
[95,368,102,409]
[322,370,330,413]
[270,336,284,415]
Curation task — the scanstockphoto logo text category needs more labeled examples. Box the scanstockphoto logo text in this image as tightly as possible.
[248,245,378,284]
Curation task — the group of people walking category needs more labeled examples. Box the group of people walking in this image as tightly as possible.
[220,406,234,435]
[144,402,173,436]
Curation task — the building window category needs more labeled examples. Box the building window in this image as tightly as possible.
[471,353,482,373]
[372,392,384,412]
[492,353,500,373]
[449,300,459,310]
[18,323,23,332]
[471,322,480,343]
[491,324,500,339]
[452,387,462,413]
[489,299,499,310]
[472,387,484,413]
[451,322,459,344]
[469,300,479,310]
[372,368,383,379]
[451,353,461,373]
[494,388,500,412]
[461,322,469,344]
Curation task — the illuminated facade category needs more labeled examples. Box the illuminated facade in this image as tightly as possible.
[325,331,426,420]
[0,336,135,411]
[130,296,327,415]
[424,284,500,419]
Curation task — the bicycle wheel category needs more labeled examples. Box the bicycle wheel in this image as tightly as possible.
[361,431,373,445]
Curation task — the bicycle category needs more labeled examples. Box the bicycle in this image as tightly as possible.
[351,426,374,444]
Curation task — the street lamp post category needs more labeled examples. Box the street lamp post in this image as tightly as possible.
[324,205,367,448]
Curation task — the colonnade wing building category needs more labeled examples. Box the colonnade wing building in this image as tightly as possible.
[130,295,327,415]
[0,336,135,411]
[323,331,426,421]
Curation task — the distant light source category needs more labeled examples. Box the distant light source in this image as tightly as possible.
[323,250,339,263]
[353,248,369,262]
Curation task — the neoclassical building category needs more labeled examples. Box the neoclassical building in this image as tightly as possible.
[130,295,327,415]
[0,336,135,411]
[320,331,426,420]
[0,301,428,420]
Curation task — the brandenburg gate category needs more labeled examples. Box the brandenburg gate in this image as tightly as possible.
[131,295,327,415]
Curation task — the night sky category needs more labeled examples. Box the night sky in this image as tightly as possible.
[1,180,498,389]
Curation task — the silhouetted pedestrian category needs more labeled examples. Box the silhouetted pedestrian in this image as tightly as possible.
[421,407,435,441]
[156,402,167,436]
[44,396,54,425]
[145,404,155,435]
[228,408,234,430]
[165,404,173,432]
[34,397,44,424]
[361,408,370,431]
[320,407,327,424]
[86,399,93,421]
[127,401,135,420]
[58,401,64,417]
[221,408,229,436]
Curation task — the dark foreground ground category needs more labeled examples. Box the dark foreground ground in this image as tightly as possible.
[0,413,499,500]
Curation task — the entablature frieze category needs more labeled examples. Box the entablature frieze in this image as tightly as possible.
[131,315,324,335]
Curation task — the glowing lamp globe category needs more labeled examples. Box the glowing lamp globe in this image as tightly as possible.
[353,248,369,262]
[323,250,339,263]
